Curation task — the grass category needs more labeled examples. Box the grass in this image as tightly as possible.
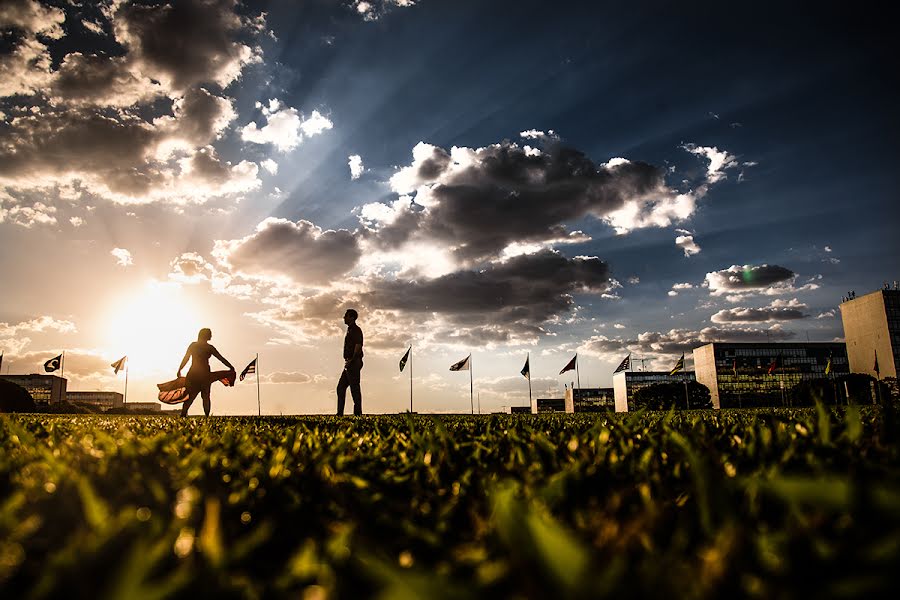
[1,406,899,599]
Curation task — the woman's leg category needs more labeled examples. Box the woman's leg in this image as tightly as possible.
[181,388,200,417]
[201,384,211,416]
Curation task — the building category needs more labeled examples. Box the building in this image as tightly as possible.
[840,288,900,380]
[508,406,531,414]
[571,387,615,412]
[535,397,567,413]
[612,371,696,412]
[693,342,848,409]
[0,374,67,404]
[66,391,124,411]
[125,402,161,412]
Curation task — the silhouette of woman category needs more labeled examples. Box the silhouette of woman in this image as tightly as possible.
[177,328,234,417]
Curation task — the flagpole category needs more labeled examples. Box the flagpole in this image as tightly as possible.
[527,354,533,411]
[62,351,65,379]
[409,345,413,413]
[256,353,261,416]
[124,360,128,406]
[575,353,580,391]
[470,354,474,415]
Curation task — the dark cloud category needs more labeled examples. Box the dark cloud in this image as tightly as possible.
[361,250,611,327]
[50,53,161,106]
[705,264,796,294]
[213,218,362,286]
[368,141,672,264]
[114,0,257,92]
[711,299,809,323]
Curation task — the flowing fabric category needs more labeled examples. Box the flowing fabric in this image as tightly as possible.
[157,369,236,404]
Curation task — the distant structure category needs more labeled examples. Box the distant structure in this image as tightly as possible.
[693,342,848,409]
[569,387,615,412]
[534,397,567,413]
[613,371,695,412]
[840,288,900,380]
[66,391,124,411]
[0,374,66,404]
[508,406,531,414]
[124,402,162,413]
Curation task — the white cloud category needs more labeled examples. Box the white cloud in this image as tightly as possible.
[348,154,364,180]
[241,100,332,152]
[682,143,738,184]
[675,232,701,257]
[111,247,133,267]
[69,216,85,227]
[261,159,279,174]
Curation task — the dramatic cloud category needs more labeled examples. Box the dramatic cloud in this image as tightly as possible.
[0,0,265,206]
[579,324,797,362]
[361,250,611,336]
[111,247,133,267]
[705,264,797,296]
[367,140,693,266]
[711,298,809,323]
[348,154,365,180]
[241,100,332,152]
[675,229,701,257]
[213,218,362,285]
[0,316,77,338]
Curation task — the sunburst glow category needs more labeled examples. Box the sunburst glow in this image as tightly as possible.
[104,281,203,377]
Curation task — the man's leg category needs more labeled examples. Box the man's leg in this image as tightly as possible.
[336,369,349,415]
[349,361,363,415]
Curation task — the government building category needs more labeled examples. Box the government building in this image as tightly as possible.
[693,342,848,409]
[613,371,696,412]
[66,391,124,411]
[0,374,67,404]
[840,288,900,379]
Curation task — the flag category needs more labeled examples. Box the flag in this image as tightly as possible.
[158,370,236,404]
[400,346,411,373]
[669,353,685,376]
[824,354,832,376]
[613,354,630,373]
[240,358,257,382]
[44,354,62,373]
[111,356,127,375]
[874,350,880,376]
[449,355,470,371]
[521,355,530,380]
[559,354,577,375]
[0,352,3,373]
[767,357,779,375]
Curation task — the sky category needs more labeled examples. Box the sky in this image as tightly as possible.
[1,0,898,415]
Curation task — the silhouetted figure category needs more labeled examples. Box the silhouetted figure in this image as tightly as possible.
[337,309,364,415]
[177,328,234,417]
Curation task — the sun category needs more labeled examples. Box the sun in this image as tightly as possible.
[104,280,204,378]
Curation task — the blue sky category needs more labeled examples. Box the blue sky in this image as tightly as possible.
[1,0,897,413]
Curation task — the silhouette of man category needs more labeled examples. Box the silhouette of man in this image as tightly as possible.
[337,308,364,415]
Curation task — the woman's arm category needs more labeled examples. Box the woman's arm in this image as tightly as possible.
[177,344,192,377]
[211,346,234,371]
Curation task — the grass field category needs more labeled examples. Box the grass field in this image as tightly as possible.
[2,407,899,599]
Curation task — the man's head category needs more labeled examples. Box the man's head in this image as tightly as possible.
[343,308,359,325]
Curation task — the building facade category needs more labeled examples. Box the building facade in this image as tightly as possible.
[0,374,67,404]
[66,391,124,410]
[572,387,615,412]
[535,397,567,413]
[125,402,161,412]
[840,289,900,379]
[612,371,696,412]
[693,342,849,409]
